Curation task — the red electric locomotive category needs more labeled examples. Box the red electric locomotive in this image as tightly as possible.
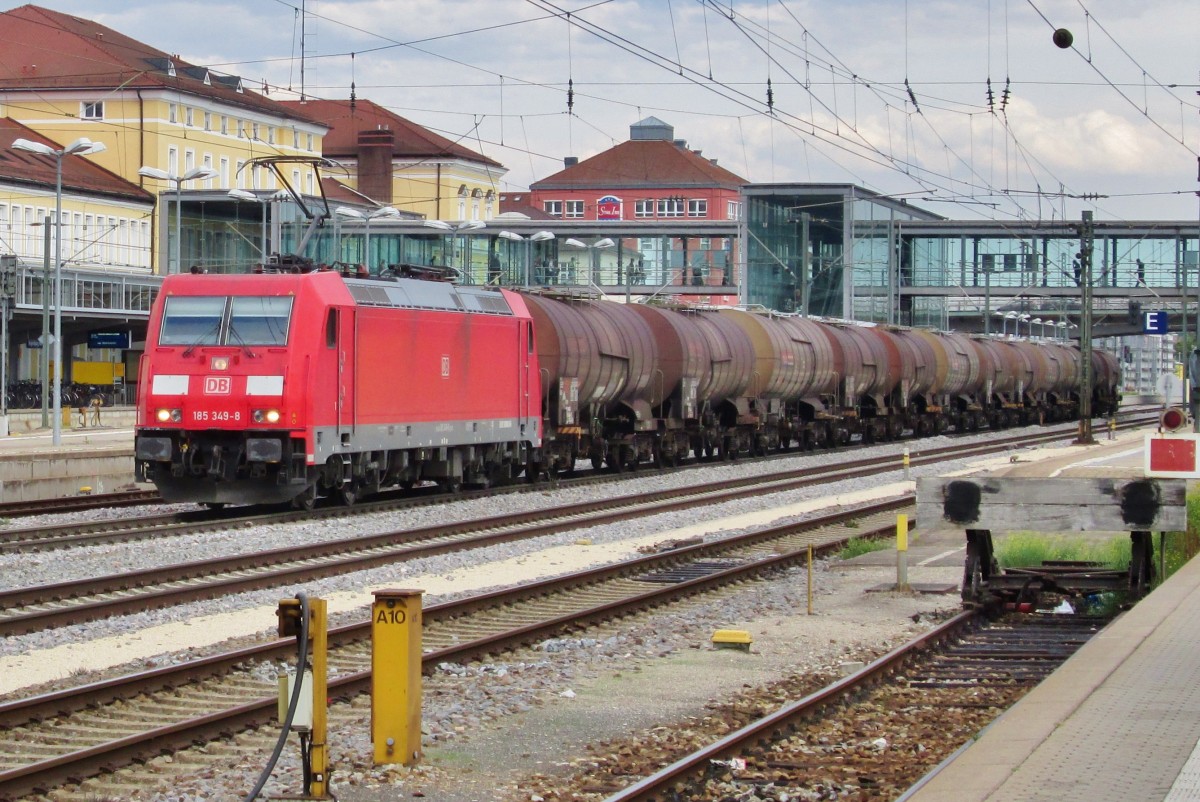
[135,270,541,508]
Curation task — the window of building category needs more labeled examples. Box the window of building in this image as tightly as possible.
[688,199,708,218]
[221,116,228,135]
[564,200,584,219]
[657,198,684,218]
[203,112,212,131]
[237,120,245,139]
[543,200,563,217]
[634,200,654,218]
[83,214,93,261]
[268,127,276,145]
[251,123,259,141]
[168,103,177,124]
[727,201,742,221]
[203,154,214,187]
[220,156,230,187]
[185,107,194,127]
[293,130,299,149]
[81,101,103,120]
[306,134,313,151]
[236,160,246,189]
[184,149,195,174]
[168,146,179,176]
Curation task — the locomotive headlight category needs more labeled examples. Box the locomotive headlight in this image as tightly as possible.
[210,356,230,370]
[253,408,281,424]
[156,408,182,423]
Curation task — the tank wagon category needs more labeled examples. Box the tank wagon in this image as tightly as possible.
[135,268,1119,507]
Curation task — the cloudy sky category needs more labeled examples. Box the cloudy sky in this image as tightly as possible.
[27,0,1200,222]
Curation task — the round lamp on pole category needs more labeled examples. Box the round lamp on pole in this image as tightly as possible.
[139,165,219,275]
[12,136,107,446]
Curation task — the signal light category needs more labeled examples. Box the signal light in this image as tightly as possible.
[253,408,281,424]
[1160,407,1188,432]
[156,408,182,423]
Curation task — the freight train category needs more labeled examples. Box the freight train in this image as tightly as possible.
[134,267,1120,508]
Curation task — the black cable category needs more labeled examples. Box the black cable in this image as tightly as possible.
[244,592,310,802]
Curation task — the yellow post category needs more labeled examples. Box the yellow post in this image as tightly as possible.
[309,597,330,798]
[896,514,910,591]
[1108,417,1116,440]
[902,447,911,479]
[372,589,423,766]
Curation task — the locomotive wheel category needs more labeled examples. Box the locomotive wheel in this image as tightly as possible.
[292,484,317,512]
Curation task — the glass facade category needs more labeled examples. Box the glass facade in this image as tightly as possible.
[743,185,939,316]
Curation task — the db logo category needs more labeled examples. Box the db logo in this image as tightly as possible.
[204,376,232,395]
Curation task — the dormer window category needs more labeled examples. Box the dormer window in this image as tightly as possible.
[203,71,212,86]
[81,101,103,120]
[166,60,175,77]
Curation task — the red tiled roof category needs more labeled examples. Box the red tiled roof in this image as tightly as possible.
[498,192,554,219]
[0,5,323,124]
[280,98,502,168]
[533,139,747,190]
[0,117,151,202]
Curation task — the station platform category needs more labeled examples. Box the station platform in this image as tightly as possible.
[904,505,1200,801]
[0,412,138,500]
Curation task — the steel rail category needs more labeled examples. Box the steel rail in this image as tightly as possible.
[0,500,903,799]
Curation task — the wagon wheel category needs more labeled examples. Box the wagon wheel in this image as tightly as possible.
[337,483,358,506]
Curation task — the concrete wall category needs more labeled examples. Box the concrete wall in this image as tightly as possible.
[0,445,138,501]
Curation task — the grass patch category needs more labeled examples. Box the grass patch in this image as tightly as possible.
[840,536,889,560]
[996,533,1130,571]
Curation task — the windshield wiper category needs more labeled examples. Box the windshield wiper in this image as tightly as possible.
[227,325,259,358]
[182,321,223,357]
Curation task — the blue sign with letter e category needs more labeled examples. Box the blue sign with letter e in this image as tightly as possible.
[1143,311,1169,334]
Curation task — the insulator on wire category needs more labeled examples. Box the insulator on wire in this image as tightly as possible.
[766,78,774,113]
[1000,78,1011,112]
[905,79,920,112]
[986,78,994,111]
[567,78,574,114]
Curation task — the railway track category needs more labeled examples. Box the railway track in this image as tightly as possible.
[0,407,1154,530]
[0,488,161,519]
[0,417,1154,637]
[0,413,1156,555]
[0,498,906,800]
[592,610,1106,802]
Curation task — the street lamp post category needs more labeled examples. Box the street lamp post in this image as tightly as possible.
[335,206,400,272]
[138,165,219,275]
[12,137,107,446]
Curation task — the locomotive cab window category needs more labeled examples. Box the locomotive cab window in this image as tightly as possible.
[229,297,293,345]
[158,296,225,345]
[159,295,293,347]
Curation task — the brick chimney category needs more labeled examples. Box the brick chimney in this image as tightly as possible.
[357,128,394,204]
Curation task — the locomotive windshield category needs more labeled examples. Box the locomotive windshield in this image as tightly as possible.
[159,295,294,347]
